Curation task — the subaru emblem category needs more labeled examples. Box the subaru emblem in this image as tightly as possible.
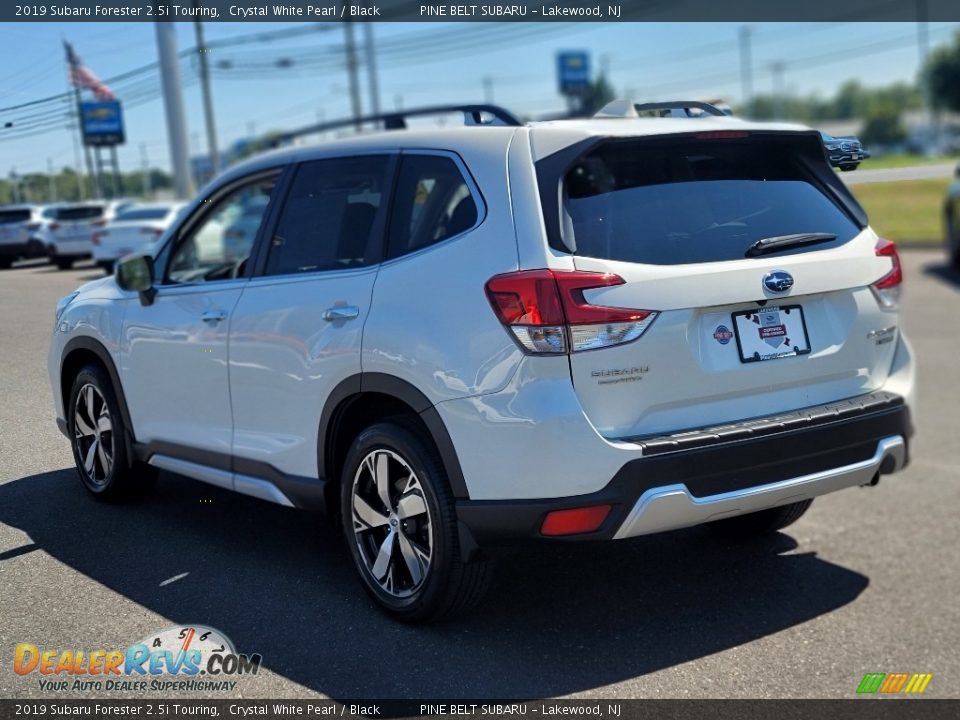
[763,271,794,293]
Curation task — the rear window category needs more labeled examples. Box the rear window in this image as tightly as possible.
[56,206,104,221]
[0,209,31,224]
[560,137,861,265]
[116,207,171,221]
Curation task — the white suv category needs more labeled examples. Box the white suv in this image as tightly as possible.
[49,103,915,622]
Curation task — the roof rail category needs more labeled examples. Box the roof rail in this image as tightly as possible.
[594,100,727,119]
[276,104,522,145]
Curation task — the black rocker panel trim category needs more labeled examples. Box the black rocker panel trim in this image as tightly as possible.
[133,441,327,512]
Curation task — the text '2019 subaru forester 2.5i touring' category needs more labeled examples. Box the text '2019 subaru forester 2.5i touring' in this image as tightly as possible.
[50,102,914,622]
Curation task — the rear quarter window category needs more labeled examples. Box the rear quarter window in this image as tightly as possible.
[0,209,31,224]
[560,136,862,265]
[56,206,105,221]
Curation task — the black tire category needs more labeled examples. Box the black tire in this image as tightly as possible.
[98,260,115,274]
[947,213,960,269]
[707,499,813,540]
[839,164,858,172]
[67,364,154,501]
[54,257,73,270]
[0,257,12,270]
[340,421,493,622]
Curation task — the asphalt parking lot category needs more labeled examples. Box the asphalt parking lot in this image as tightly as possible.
[0,251,958,700]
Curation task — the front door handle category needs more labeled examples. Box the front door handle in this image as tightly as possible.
[201,310,228,323]
[322,305,360,322]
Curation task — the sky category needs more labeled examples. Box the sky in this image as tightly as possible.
[1,20,959,175]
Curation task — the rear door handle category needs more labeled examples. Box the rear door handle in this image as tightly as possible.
[322,305,360,322]
[201,310,228,323]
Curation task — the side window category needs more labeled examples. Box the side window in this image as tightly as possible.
[265,155,390,276]
[387,154,479,260]
[166,176,276,284]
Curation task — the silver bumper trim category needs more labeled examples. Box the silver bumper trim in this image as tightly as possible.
[613,435,905,540]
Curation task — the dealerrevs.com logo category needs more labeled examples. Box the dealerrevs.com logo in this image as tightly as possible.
[13,625,262,693]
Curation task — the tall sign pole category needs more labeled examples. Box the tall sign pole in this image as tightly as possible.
[154,22,194,199]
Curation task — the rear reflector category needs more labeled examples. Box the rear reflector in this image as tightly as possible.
[872,238,902,309]
[485,270,658,354]
[541,505,611,536]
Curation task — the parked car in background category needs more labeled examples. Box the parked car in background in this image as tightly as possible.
[944,162,960,268]
[92,203,185,272]
[0,205,53,268]
[47,200,136,269]
[820,131,870,171]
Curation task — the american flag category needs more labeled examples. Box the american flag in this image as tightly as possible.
[64,41,115,101]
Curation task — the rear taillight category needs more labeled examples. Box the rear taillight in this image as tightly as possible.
[91,231,106,245]
[142,227,164,236]
[92,219,107,227]
[48,222,60,231]
[872,239,902,310]
[24,222,41,231]
[485,270,658,354]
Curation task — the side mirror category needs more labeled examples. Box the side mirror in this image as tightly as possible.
[115,254,157,306]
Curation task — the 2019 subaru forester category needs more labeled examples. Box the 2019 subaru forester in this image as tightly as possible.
[49,103,914,622]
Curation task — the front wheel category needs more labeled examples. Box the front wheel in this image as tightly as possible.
[340,422,492,622]
[947,213,960,268]
[68,364,153,500]
[53,256,73,270]
[707,499,813,540]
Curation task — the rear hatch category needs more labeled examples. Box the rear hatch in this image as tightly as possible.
[52,205,106,243]
[0,208,32,245]
[538,131,901,439]
[97,206,173,255]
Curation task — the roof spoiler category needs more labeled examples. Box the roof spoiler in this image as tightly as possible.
[276,104,522,146]
[594,100,727,119]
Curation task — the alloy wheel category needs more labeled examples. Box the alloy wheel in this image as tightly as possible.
[73,383,114,486]
[351,449,433,598]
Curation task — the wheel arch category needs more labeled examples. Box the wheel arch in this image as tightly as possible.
[319,373,469,502]
[61,336,136,456]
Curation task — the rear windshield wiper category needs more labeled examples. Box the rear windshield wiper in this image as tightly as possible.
[745,232,837,257]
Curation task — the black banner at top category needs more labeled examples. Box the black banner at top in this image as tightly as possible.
[5,0,960,23]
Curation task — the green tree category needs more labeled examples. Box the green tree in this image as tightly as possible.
[926,31,960,113]
[860,102,907,148]
[578,74,616,116]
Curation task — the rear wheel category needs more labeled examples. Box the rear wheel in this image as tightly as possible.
[68,364,153,500]
[839,164,858,172]
[0,257,12,270]
[707,499,813,540]
[340,422,492,622]
[54,256,73,270]
[947,212,960,268]
[97,260,114,274]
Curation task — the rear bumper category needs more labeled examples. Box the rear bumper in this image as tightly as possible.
[0,240,45,259]
[456,391,912,544]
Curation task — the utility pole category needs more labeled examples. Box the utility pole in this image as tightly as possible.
[47,157,57,202]
[343,21,363,130]
[139,142,151,198]
[154,22,194,199]
[770,61,786,119]
[362,22,380,120]
[738,25,754,115]
[193,12,220,175]
[483,76,494,104]
[916,0,933,153]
